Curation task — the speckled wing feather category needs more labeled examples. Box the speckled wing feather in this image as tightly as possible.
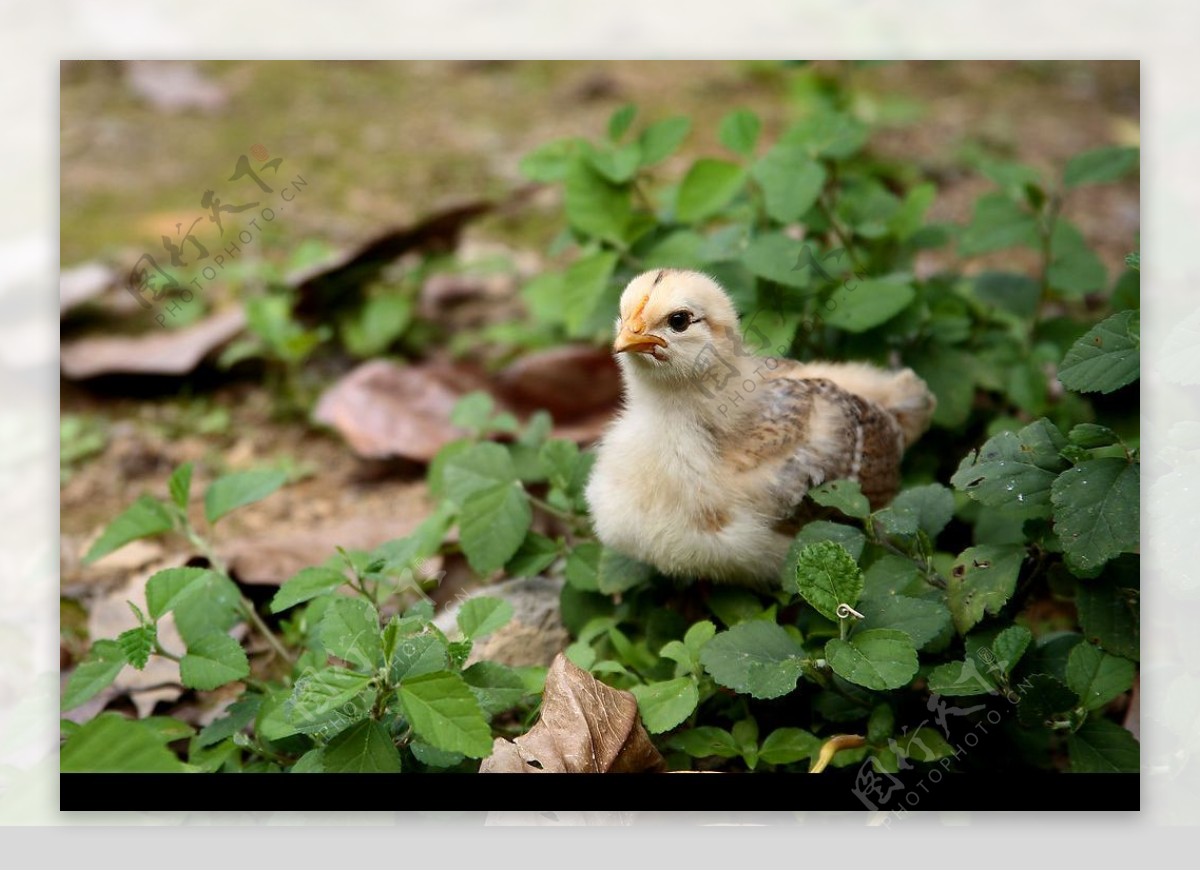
[719,376,906,531]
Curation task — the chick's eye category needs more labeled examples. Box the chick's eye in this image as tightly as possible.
[667,311,691,332]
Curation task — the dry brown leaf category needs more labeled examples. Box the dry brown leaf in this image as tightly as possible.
[60,262,116,315]
[494,345,621,421]
[479,653,665,774]
[60,307,246,379]
[313,359,492,462]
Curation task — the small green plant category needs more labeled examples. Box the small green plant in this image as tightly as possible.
[60,415,108,484]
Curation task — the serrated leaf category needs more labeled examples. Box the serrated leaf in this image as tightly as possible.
[462,661,527,718]
[442,442,518,505]
[823,279,916,333]
[322,720,401,773]
[676,159,746,223]
[564,541,654,594]
[144,567,212,620]
[1077,566,1139,661]
[630,678,700,734]
[60,712,188,773]
[1068,716,1139,772]
[1016,673,1079,726]
[808,479,870,519]
[61,639,126,711]
[457,596,514,640]
[1058,310,1139,394]
[1069,423,1119,449]
[788,540,864,622]
[287,667,373,727]
[168,463,193,509]
[458,482,532,574]
[390,632,449,684]
[951,419,1069,515]
[759,727,821,765]
[319,598,383,671]
[989,625,1033,676]
[203,469,287,525]
[83,495,174,564]
[270,566,348,613]
[719,109,761,156]
[505,531,559,578]
[825,629,918,691]
[154,570,242,647]
[410,740,464,769]
[668,726,739,759]
[1051,457,1140,573]
[926,659,998,696]
[751,144,825,223]
[862,554,922,598]
[947,545,1025,634]
[179,633,250,691]
[699,621,806,700]
[856,595,952,650]
[116,623,156,670]
[197,695,261,748]
[398,671,493,758]
[875,484,955,538]
[1063,146,1139,188]
[639,116,691,166]
[1066,643,1136,710]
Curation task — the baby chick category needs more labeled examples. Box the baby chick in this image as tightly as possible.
[585,269,936,586]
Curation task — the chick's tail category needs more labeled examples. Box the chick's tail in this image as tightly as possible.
[790,361,936,449]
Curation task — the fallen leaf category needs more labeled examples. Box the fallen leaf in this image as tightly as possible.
[124,61,228,113]
[479,653,666,774]
[494,345,621,422]
[60,262,116,315]
[60,307,246,379]
[313,359,492,462]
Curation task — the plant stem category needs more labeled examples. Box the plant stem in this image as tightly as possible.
[528,494,574,522]
[153,643,181,663]
[817,189,864,273]
[239,598,294,665]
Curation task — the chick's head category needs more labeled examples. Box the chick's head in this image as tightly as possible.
[612,269,742,386]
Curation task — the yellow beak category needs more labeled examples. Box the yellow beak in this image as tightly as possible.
[613,330,667,355]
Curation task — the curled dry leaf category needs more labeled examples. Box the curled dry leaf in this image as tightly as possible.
[479,653,666,774]
[60,307,246,379]
[313,359,493,462]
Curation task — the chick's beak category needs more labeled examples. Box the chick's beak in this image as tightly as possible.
[613,329,667,355]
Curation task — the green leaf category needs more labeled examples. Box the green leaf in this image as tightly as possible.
[630,678,700,734]
[808,479,869,519]
[959,193,1038,257]
[973,271,1041,319]
[950,419,1069,515]
[741,231,809,289]
[1051,457,1140,573]
[719,109,761,156]
[1057,310,1139,394]
[340,293,413,357]
[586,141,643,184]
[895,726,956,762]
[519,138,578,182]
[179,633,250,691]
[505,532,560,578]
[1016,673,1079,727]
[751,144,825,223]
[732,718,759,769]
[168,463,193,510]
[270,566,347,613]
[855,595,952,650]
[607,103,637,140]
[117,623,156,670]
[1047,221,1107,296]
[676,159,746,223]
[319,598,383,671]
[204,469,287,525]
[322,720,401,773]
[442,442,518,505]
[787,540,864,623]
[990,624,1033,675]
[561,250,619,337]
[790,520,866,563]
[823,280,915,333]
[565,541,654,594]
[1066,642,1135,710]
[60,712,188,773]
[410,740,464,769]
[782,110,868,159]
[947,545,1025,634]
[669,726,739,759]
[699,621,806,700]
[61,639,126,711]
[564,158,632,244]
[758,728,821,765]
[1068,716,1139,772]
[910,346,975,428]
[462,661,527,717]
[926,659,997,696]
[862,554,922,599]
[144,567,211,620]
[457,596,514,640]
[638,116,692,166]
[1063,146,1138,188]
[874,484,955,538]
[397,671,493,758]
[459,482,532,574]
[197,696,261,748]
[1077,565,1139,660]
[449,390,495,432]
[83,495,174,564]
[389,632,449,684]
[287,667,373,727]
[825,629,919,691]
[166,571,243,647]
[868,704,895,744]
